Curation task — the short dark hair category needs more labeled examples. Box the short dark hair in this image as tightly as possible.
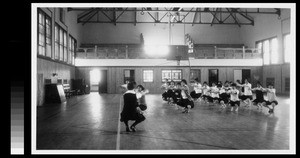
[137,85,145,91]
[194,78,199,82]
[217,84,222,88]
[231,83,237,87]
[181,79,187,85]
[127,82,135,90]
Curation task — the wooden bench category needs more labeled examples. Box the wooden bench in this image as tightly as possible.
[63,84,75,98]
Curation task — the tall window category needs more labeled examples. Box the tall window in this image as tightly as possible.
[162,70,182,82]
[263,40,270,65]
[55,24,67,62]
[143,70,154,82]
[54,25,59,59]
[38,10,51,57]
[69,35,76,65]
[270,38,279,64]
[124,70,135,83]
[283,33,291,63]
[59,28,64,61]
[256,37,278,65]
[63,32,68,62]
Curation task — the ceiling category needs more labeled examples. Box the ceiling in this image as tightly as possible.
[67,7,281,27]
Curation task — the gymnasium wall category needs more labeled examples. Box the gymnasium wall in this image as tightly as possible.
[36,8,82,106]
[240,8,291,95]
[76,66,262,94]
[262,64,290,95]
[37,58,75,106]
[81,23,243,45]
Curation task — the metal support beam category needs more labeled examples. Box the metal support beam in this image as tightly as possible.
[192,8,198,26]
[70,7,281,14]
[227,8,241,27]
[236,8,254,25]
[77,20,254,25]
[82,9,99,25]
[78,8,96,22]
[178,7,193,23]
[113,8,116,25]
[100,10,113,21]
[134,8,137,26]
[210,8,221,26]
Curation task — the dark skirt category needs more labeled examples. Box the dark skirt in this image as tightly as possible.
[264,100,278,105]
[240,95,253,100]
[120,110,145,122]
[190,91,202,99]
[229,100,240,107]
[219,93,229,103]
[162,92,168,101]
[178,98,194,108]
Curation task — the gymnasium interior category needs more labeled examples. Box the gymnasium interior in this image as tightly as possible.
[33,3,295,154]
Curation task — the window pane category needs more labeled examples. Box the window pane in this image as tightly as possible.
[284,34,291,63]
[64,47,67,62]
[60,45,63,61]
[271,38,278,64]
[59,29,63,45]
[55,42,59,59]
[55,25,59,42]
[263,40,270,65]
[256,42,262,54]
[46,44,51,57]
[171,70,182,82]
[143,70,153,82]
[162,70,172,82]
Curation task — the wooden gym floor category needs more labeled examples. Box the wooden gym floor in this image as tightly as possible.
[36,93,290,150]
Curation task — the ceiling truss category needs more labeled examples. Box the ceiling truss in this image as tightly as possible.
[67,7,281,26]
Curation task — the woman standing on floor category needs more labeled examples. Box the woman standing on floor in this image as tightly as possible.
[120,82,145,132]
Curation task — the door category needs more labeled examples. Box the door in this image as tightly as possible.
[98,70,107,93]
[234,69,242,83]
[208,69,218,86]
[242,69,251,83]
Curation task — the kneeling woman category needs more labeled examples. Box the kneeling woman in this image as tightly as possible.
[178,79,195,113]
[120,82,145,132]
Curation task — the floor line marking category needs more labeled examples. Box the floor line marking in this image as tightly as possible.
[116,96,122,150]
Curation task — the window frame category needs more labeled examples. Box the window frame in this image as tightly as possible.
[161,69,182,82]
[143,69,154,83]
[255,36,278,65]
[283,33,291,63]
[37,9,52,58]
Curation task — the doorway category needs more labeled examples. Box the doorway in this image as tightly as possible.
[90,69,107,93]
[208,69,218,86]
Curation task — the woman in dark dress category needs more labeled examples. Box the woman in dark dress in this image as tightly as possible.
[120,82,145,132]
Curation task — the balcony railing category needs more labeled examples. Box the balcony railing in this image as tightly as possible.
[75,45,262,59]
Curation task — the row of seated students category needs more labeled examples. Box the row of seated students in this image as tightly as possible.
[161,78,278,113]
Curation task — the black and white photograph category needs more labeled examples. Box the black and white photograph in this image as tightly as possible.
[31,3,295,154]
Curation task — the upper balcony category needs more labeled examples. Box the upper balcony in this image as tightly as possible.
[75,44,262,60]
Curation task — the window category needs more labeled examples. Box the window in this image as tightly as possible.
[190,69,201,82]
[38,10,51,57]
[143,70,154,82]
[162,70,182,82]
[54,25,59,59]
[59,28,63,61]
[283,33,291,63]
[124,70,135,83]
[256,37,278,65]
[263,40,270,65]
[63,31,68,62]
[68,35,77,65]
[285,77,290,92]
[256,42,262,54]
[55,24,67,62]
[270,38,279,64]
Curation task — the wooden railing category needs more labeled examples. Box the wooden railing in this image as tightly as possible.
[75,45,262,59]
